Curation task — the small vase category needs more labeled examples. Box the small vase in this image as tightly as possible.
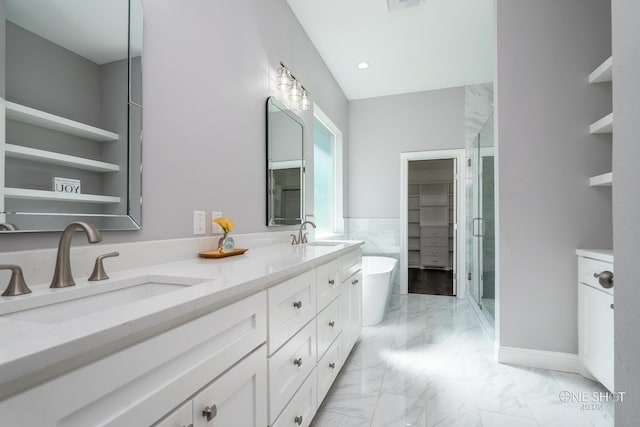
[218,233,235,252]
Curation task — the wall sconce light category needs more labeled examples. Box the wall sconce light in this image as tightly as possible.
[277,62,311,111]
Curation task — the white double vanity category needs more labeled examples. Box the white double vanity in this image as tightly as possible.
[0,236,363,427]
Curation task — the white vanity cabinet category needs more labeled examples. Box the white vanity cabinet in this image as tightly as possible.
[0,242,364,427]
[343,269,363,354]
[267,247,362,426]
[154,347,267,427]
[577,250,614,392]
[154,400,192,427]
[0,291,267,427]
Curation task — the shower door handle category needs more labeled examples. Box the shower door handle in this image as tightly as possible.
[472,218,485,237]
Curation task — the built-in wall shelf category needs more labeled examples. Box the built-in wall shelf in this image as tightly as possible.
[5,102,119,142]
[4,188,121,203]
[589,56,613,83]
[5,144,120,172]
[590,172,613,187]
[590,113,613,134]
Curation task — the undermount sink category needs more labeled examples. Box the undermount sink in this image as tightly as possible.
[1,275,205,324]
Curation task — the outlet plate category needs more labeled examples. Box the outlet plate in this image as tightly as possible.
[211,211,223,235]
[193,210,206,235]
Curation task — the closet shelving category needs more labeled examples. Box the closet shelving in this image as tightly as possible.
[589,172,613,187]
[2,101,121,204]
[588,56,613,187]
[407,185,421,268]
[407,183,451,269]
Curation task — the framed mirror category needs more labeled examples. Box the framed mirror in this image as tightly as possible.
[266,97,304,226]
[0,0,143,232]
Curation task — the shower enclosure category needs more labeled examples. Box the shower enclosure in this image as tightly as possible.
[466,112,495,329]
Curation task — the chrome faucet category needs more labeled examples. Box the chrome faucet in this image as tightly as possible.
[291,220,316,245]
[51,222,102,288]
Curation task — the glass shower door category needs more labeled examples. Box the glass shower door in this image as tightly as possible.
[467,113,495,328]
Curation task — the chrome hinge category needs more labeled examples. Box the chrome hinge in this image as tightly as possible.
[467,272,472,281]
[467,158,472,167]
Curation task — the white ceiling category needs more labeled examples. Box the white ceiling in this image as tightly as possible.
[286,0,494,100]
[5,0,141,65]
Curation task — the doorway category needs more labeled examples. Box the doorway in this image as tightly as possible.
[407,159,455,295]
[400,150,466,297]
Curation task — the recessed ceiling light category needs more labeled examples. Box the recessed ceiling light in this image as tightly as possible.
[357,62,369,70]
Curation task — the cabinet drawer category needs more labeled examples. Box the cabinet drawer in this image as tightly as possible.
[316,259,342,312]
[317,334,343,404]
[268,320,317,423]
[272,368,317,427]
[420,246,447,257]
[420,226,448,238]
[268,270,317,354]
[342,248,362,280]
[317,296,343,359]
[420,254,448,267]
[192,346,267,427]
[408,209,420,222]
[421,237,448,247]
[152,400,192,427]
[408,223,419,236]
[578,257,614,295]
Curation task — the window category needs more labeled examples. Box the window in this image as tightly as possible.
[313,107,343,237]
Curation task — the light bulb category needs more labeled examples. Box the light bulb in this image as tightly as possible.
[299,89,311,110]
[289,80,302,105]
[276,65,292,91]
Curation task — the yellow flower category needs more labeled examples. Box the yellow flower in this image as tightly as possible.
[214,216,234,233]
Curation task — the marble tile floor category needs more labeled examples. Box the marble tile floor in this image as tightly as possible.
[311,294,614,427]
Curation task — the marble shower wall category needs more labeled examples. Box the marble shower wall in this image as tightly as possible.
[344,217,401,293]
[465,83,494,148]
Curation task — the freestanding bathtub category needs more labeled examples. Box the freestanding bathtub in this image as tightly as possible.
[362,256,398,326]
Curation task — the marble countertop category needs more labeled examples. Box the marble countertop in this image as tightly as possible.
[0,240,363,397]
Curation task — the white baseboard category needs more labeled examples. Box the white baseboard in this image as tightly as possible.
[498,345,579,373]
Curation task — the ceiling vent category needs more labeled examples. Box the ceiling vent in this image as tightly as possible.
[387,0,426,12]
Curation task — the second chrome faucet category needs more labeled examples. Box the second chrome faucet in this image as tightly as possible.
[51,221,102,288]
[291,221,316,245]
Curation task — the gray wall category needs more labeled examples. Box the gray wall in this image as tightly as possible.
[496,0,612,353]
[612,0,640,423]
[348,87,465,218]
[0,0,348,251]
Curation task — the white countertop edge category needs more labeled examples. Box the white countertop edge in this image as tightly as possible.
[576,248,614,263]
[0,240,364,397]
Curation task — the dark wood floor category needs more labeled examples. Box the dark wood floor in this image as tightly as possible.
[408,268,454,296]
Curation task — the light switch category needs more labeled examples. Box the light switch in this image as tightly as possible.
[211,211,223,235]
[193,210,206,235]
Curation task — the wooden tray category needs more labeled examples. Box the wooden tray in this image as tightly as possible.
[198,248,248,259]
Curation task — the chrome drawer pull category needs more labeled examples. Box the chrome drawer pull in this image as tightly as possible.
[202,404,217,422]
[294,415,303,425]
[593,271,614,289]
[293,357,303,367]
[329,362,336,369]
[328,279,335,285]
[329,321,335,328]
[293,300,303,309]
